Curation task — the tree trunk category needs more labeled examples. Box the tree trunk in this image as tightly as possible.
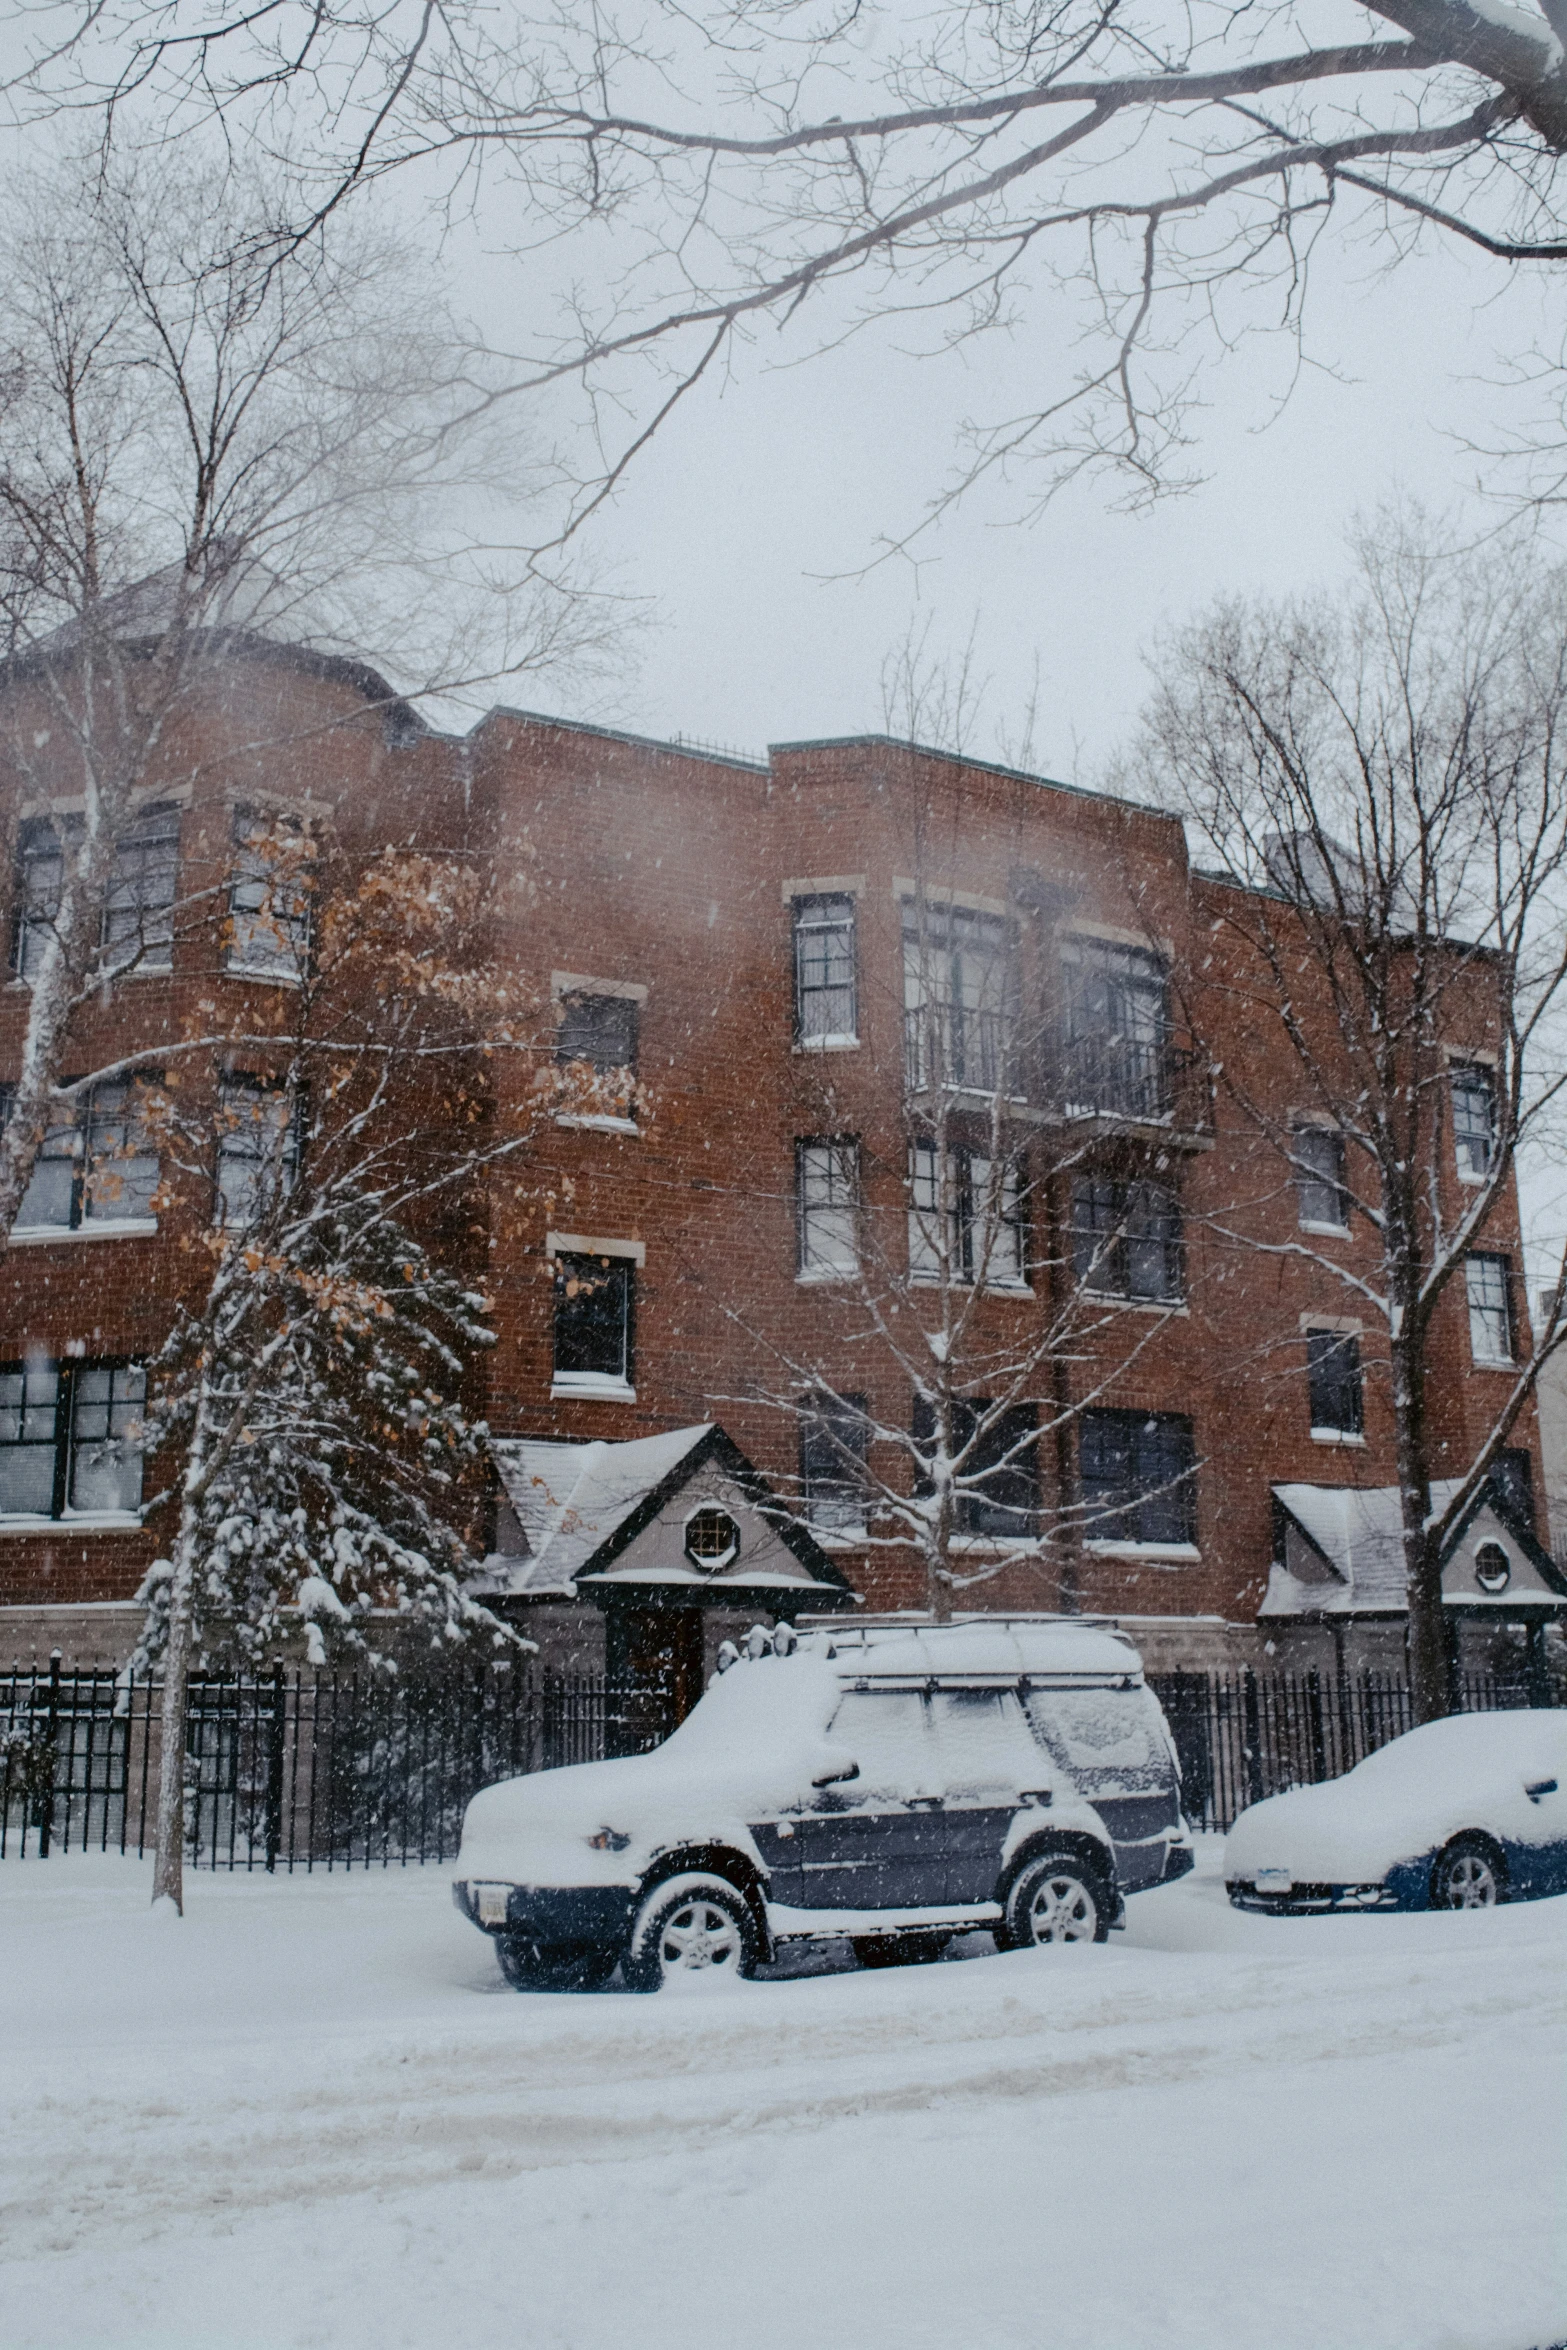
[150,1504,199,1911]
[927,1480,955,1623]
[1392,1329,1450,1724]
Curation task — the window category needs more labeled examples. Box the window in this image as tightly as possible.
[1072,1177,1182,1302]
[1306,1327,1364,1437]
[797,1140,860,1278]
[557,991,639,1074]
[12,815,79,980]
[11,1081,160,1232]
[824,1688,934,1798]
[909,1141,1026,1287]
[902,900,1016,1093]
[103,803,179,969]
[0,1360,145,1519]
[1466,1253,1514,1364]
[1294,1127,1348,1230]
[228,809,311,979]
[1079,1409,1196,1547]
[1063,940,1171,1120]
[1473,1542,1511,1594]
[914,1396,1039,1539]
[552,1252,634,1390]
[216,1080,300,1230]
[793,895,857,1045]
[1488,1446,1536,1531]
[684,1507,740,1569]
[1452,1064,1497,1181]
[800,1390,871,1535]
[13,806,178,979]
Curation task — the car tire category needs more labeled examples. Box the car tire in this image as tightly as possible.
[622,1872,759,1993]
[495,1935,618,1993]
[853,1933,950,1969]
[1430,1833,1507,1911]
[998,1848,1112,1948]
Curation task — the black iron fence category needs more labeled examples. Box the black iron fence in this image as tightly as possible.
[1147,1667,1554,1832]
[3,1655,1558,1866]
[0,1659,665,1869]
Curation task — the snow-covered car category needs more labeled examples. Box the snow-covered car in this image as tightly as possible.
[453,1619,1194,1989]
[1225,1710,1567,1914]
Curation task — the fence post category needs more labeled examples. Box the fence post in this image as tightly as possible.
[37,1649,62,1859]
[1306,1668,1328,1784]
[264,1661,285,1873]
[1241,1669,1263,1810]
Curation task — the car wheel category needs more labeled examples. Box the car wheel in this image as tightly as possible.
[623,1872,759,1993]
[1430,1834,1506,1911]
[999,1849,1111,1948]
[853,1933,950,1969]
[495,1935,618,1992]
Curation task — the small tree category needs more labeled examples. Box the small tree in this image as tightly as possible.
[1139,514,1567,1721]
[131,833,597,1910]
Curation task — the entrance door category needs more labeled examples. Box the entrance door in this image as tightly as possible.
[796,1688,947,1911]
[602,1604,704,1755]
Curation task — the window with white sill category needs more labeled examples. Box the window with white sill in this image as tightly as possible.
[908,1141,1027,1287]
[912,1395,1039,1539]
[1072,1174,1182,1302]
[0,1360,145,1518]
[556,990,639,1121]
[5,1078,161,1232]
[1079,1408,1196,1547]
[902,900,1016,1093]
[800,1389,871,1535]
[14,804,179,979]
[1452,1064,1498,1181]
[792,894,857,1045]
[797,1139,860,1277]
[216,1078,301,1230]
[553,1251,634,1390]
[228,808,312,979]
[1293,1126,1349,1229]
[1466,1251,1514,1363]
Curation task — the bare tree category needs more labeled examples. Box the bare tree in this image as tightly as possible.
[1137,510,1567,1722]
[12,0,1567,535]
[0,144,622,1244]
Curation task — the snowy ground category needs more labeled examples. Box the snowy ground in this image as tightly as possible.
[2,1842,1564,2350]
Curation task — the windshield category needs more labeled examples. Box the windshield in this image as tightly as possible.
[1025,1686,1171,1795]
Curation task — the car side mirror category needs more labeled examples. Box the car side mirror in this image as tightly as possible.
[812,1760,860,1788]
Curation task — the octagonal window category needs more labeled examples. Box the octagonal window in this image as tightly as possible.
[1473,1541,1511,1595]
[685,1506,740,1572]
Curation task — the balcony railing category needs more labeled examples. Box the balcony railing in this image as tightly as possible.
[904,1003,1013,1096]
[1054,1033,1209,1132]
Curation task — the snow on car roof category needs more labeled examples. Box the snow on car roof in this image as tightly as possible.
[797,1620,1143,1682]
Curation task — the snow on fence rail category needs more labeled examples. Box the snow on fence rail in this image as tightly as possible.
[1,1657,1559,1864]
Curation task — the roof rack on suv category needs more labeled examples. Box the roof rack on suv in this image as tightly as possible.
[794,1611,1126,1641]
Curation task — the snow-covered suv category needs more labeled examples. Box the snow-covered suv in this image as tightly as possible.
[453,1619,1194,1990]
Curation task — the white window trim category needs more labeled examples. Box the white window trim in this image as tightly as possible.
[224,962,304,989]
[1299,1312,1363,1336]
[1443,1044,1499,1066]
[1083,1293,1188,1317]
[546,1232,645,1264]
[1310,1428,1367,1447]
[796,1265,857,1287]
[1059,919,1176,959]
[794,1033,860,1054]
[551,972,648,1003]
[0,1510,143,1533]
[550,1373,637,1402]
[1083,1539,1201,1561]
[9,1218,159,1246]
[781,874,865,903]
[1299,1219,1351,1239]
[555,1113,640,1136]
[1470,1354,1517,1373]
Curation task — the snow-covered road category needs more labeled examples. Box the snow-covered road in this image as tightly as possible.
[2,1845,1564,2350]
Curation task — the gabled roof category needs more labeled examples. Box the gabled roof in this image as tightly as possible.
[478,1423,855,1604]
[1264,1479,1567,1617]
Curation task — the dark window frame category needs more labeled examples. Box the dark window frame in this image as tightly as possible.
[1293,1126,1349,1230]
[1466,1251,1515,1364]
[1451,1063,1498,1182]
[215,1075,302,1230]
[103,801,180,970]
[5,1076,162,1233]
[913,1395,1039,1540]
[792,893,858,1046]
[555,990,640,1076]
[227,806,313,980]
[551,1250,635,1388]
[1078,1407,1197,1547]
[1071,1173,1183,1302]
[800,1389,871,1535]
[908,1138,1028,1288]
[902,898,1018,1094]
[1306,1326,1364,1436]
[796,1136,861,1278]
[0,1356,146,1520]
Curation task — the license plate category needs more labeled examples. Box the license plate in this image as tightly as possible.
[1255,1867,1293,1893]
[473,1883,512,1925]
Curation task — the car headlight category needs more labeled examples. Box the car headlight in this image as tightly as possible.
[586,1827,631,1852]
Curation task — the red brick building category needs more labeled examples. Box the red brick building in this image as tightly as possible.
[4,640,1561,1682]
